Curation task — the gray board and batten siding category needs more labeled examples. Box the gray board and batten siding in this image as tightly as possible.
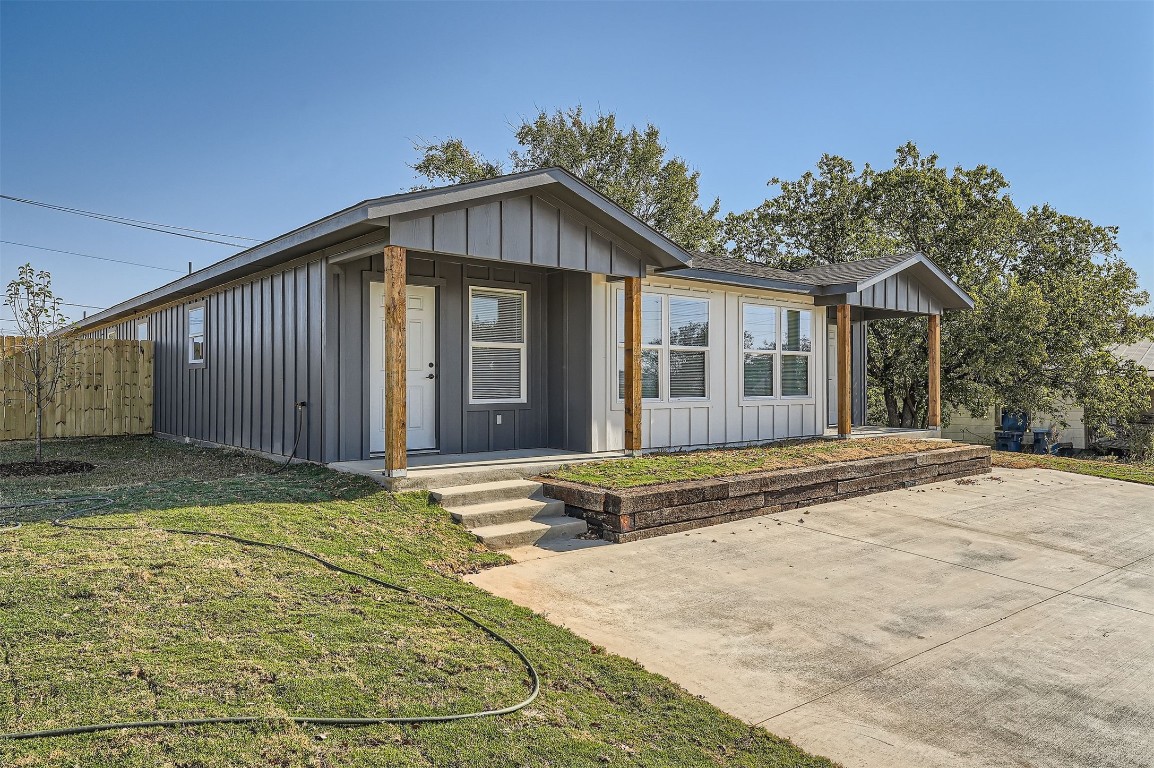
[96,248,594,465]
[387,193,648,278]
[334,250,593,461]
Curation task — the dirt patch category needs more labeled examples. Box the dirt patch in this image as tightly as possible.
[0,460,96,477]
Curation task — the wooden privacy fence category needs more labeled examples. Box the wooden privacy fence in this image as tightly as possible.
[0,336,154,440]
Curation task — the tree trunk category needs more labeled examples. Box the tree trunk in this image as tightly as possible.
[35,407,43,463]
[884,389,901,427]
[900,389,919,428]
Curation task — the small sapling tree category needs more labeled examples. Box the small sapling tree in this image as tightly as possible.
[4,264,75,462]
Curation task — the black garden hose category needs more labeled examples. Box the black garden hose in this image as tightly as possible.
[0,495,540,740]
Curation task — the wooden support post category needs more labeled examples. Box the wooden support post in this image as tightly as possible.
[623,276,642,456]
[837,304,852,438]
[927,313,941,429]
[383,245,407,477]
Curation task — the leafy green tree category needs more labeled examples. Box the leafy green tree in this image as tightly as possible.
[724,143,1153,433]
[4,264,75,462]
[411,106,722,252]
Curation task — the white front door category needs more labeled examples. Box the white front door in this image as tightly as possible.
[827,324,838,427]
[369,284,438,453]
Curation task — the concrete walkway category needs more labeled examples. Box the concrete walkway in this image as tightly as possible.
[468,468,1154,768]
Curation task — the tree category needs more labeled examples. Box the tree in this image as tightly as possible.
[723,143,1153,432]
[411,106,722,253]
[4,264,75,462]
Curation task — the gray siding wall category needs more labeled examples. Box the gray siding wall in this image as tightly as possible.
[389,193,646,278]
[331,251,593,461]
[853,319,868,426]
[849,272,944,315]
[95,259,330,462]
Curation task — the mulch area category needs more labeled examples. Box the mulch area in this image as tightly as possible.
[0,460,95,478]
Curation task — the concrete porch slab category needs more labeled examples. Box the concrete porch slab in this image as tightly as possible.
[328,449,626,490]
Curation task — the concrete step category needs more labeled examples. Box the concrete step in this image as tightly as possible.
[428,479,543,507]
[445,497,565,529]
[471,515,589,550]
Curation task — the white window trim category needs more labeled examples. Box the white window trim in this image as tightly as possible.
[740,300,776,401]
[136,320,150,341]
[780,307,814,399]
[468,286,527,405]
[740,301,815,402]
[614,288,711,404]
[187,304,205,365]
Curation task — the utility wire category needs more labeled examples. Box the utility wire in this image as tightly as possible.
[1,194,258,247]
[0,495,541,739]
[1,240,184,273]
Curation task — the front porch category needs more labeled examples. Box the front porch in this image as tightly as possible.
[330,448,626,491]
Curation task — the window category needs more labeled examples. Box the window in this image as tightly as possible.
[469,288,526,403]
[137,320,149,341]
[781,309,812,396]
[668,296,709,398]
[188,305,205,364]
[741,304,812,398]
[105,328,118,340]
[742,304,776,397]
[616,291,710,401]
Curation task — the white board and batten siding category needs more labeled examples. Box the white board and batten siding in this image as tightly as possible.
[590,275,828,452]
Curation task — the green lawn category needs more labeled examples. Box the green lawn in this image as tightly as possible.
[0,436,836,768]
[991,450,1154,485]
[546,437,948,490]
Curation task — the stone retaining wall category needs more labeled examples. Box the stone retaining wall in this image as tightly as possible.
[540,445,991,543]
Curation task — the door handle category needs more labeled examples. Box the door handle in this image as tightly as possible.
[426,373,435,380]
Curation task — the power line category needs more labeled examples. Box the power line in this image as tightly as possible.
[1,240,184,273]
[1,194,259,247]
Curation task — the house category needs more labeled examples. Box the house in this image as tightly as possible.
[72,168,973,477]
[942,339,1154,451]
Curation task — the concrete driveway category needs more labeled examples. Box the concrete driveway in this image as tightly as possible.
[468,468,1154,768]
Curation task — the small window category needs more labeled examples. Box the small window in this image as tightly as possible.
[106,328,118,340]
[188,305,205,364]
[469,288,526,403]
[137,320,150,341]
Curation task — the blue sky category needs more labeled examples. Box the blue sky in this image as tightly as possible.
[2,1,1151,330]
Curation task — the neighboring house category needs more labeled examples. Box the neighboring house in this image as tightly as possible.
[72,168,972,471]
[942,339,1154,450]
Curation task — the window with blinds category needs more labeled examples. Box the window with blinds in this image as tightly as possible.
[469,288,526,403]
[742,303,776,397]
[741,304,812,398]
[781,309,811,396]
[668,296,708,398]
[616,290,710,401]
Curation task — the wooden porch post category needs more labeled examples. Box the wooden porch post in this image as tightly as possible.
[837,304,852,438]
[927,313,941,429]
[383,245,407,477]
[623,276,642,456]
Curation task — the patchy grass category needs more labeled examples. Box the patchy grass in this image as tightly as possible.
[547,438,949,490]
[0,437,836,768]
[992,451,1154,486]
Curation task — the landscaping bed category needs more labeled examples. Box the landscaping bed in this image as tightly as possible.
[543,442,991,542]
[548,437,952,489]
